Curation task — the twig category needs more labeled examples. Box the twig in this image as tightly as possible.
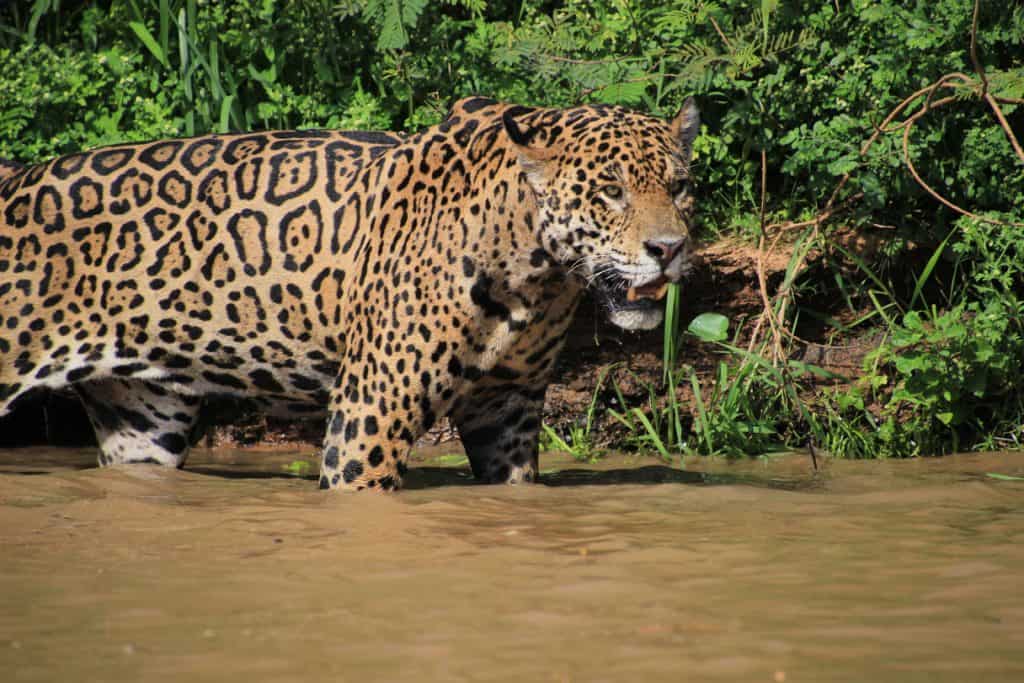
[969,0,989,96]
[901,95,1024,227]
[544,54,651,66]
[708,15,732,50]
[758,148,767,239]
[985,92,1024,164]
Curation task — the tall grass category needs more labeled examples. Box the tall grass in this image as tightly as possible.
[643,215,1024,461]
[123,0,242,134]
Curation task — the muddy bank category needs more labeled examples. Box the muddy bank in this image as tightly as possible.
[206,239,877,450]
[0,240,875,451]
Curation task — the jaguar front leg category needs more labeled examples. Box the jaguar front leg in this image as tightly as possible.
[317,367,442,492]
[451,387,545,484]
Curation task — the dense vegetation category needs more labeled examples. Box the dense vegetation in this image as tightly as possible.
[2,0,1023,458]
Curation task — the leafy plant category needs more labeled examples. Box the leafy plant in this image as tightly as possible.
[1,0,1022,460]
[540,364,618,461]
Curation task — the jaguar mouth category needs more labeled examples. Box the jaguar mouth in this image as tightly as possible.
[592,271,676,331]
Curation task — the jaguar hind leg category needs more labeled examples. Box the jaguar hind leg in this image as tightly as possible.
[75,379,202,467]
[452,388,544,484]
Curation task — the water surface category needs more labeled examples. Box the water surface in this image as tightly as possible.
[1,446,1023,682]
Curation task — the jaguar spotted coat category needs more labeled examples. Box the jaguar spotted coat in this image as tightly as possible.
[0,97,700,490]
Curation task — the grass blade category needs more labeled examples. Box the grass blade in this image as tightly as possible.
[631,408,671,460]
[540,423,572,454]
[909,228,956,310]
[218,94,235,134]
[158,0,170,59]
[832,242,901,313]
[663,283,681,382]
[689,369,712,453]
[129,20,169,68]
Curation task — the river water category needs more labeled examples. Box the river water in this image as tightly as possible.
[1,446,1022,682]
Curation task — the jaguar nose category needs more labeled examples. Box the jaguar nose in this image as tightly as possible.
[643,238,687,267]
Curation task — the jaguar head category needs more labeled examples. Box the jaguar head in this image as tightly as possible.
[505,99,700,331]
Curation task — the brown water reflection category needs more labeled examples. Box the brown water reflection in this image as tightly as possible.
[1,446,1023,682]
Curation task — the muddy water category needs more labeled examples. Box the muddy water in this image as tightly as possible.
[1,447,1023,682]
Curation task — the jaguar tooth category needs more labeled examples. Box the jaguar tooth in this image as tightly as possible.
[626,278,670,302]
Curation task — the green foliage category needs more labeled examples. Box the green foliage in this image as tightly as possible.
[540,365,616,461]
[0,0,422,159]
[0,43,181,159]
[831,215,1024,456]
[539,422,594,461]
[1,1,1022,459]
[651,204,1024,459]
[3,0,1022,232]
[862,302,1021,453]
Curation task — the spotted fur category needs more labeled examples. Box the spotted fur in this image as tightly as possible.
[0,97,700,490]
[0,159,22,183]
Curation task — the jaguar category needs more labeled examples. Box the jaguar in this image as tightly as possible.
[0,96,700,490]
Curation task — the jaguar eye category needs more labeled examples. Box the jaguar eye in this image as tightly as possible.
[668,178,689,197]
[602,184,624,200]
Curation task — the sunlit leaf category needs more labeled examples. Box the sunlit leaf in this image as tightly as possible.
[687,313,729,342]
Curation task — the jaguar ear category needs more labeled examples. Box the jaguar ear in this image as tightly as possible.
[502,107,553,192]
[671,97,700,161]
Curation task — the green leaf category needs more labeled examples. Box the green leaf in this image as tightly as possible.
[986,473,1024,481]
[964,368,987,397]
[909,228,956,310]
[128,21,169,69]
[902,311,924,332]
[687,313,729,342]
[631,408,671,460]
[281,460,311,476]
[859,171,887,208]
[217,94,235,134]
[373,0,430,50]
[592,80,649,105]
[894,353,926,375]
[825,155,858,176]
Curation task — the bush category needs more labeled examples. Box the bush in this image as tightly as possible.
[1,0,1022,457]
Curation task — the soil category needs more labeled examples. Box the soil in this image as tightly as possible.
[200,239,880,450]
[0,240,879,451]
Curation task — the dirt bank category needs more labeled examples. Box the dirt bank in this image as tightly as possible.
[0,240,875,451]
[206,239,877,450]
